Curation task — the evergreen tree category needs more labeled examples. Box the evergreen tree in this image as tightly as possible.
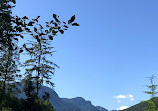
[144,75,158,111]
[0,0,22,110]
[22,74,36,111]
[0,38,21,111]
[144,75,157,98]
[0,0,14,49]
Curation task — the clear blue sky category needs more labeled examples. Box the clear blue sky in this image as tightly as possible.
[13,0,158,110]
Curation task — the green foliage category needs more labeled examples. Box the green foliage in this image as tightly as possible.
[142,75,158,111]
[0,93,25,111]
[143,97,158,111]
[144,75,157,98]
[0,0,25,50]
[0,44,20,92]
[0,92,55,111]
[0,1,22,110]
[22,75,36,111]
[39,100,55,111]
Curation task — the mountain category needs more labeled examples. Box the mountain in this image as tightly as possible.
[122,97,158,111]
[20,84,156,111]
[96,106,109,111]
[121,101,147,111]
[29,85,108,111]
[61,97,108,111]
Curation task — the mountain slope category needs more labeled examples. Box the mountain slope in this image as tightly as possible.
[122,101,147,111]
[96,106,109,111]
[122,98,158,111]
[39,86,108,111]
[61,97,108,111]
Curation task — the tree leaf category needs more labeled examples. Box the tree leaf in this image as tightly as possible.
[50,20,54,24]
[35,35,40,42]
[28,21,34,26]
[14,38,18,41]
[36,16,40,19]
[34,27,37,32]
[19,49,23,53]
[63,25,68,28]
[12,0,16,4]
[72,23,80,26]
[49,35,53,40]
[53,14,57,19]
[54,23,58,27]
[52,30,58,35]
[16,27,23,32]
[45,30,49,33]
[20,34,24,38]
[59,30,64,34]
[68,15,75,24]
[53,14,60,22]
[39,32,45,36]
[22,16,29,19]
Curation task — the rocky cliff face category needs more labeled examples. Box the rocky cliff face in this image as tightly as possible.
[96,106,109,111]
[39,86,108,111]
[61,97,108,111]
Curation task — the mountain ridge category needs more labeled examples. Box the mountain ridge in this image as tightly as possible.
[38,86,108,111]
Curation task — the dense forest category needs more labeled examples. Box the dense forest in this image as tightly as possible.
[0,0,78,111]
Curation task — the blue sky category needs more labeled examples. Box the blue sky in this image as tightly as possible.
[13,0,158,110]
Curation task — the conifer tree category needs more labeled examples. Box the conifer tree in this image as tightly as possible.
[0,0,23,110]
[144,75,158,111]
[22,74,35,111]
[144,75,157,98]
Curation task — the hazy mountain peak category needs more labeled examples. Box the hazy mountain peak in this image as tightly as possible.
[75,97,85,101]
[96,106,108,111]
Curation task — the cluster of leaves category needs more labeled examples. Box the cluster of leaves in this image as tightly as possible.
[0,0,79,111]
[20,11,79,97]
[0,0,24,50]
